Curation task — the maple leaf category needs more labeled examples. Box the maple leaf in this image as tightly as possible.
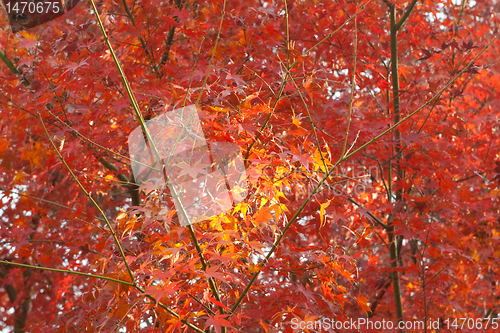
[401,132,423,145]
[247,241,266,255]
[462,39,477,50]
[319,200,331,227]
[208,250,239,266]
[226,72,247,88]
[62,60,88,74]
[253,206,273,226]
[17,35,38,50]
[399,66,411,78]
[289,151,314,165]
[144,282,179,305]
[357,294,372,315]
[203,265,227,283]
[417,47,434,61]
[171,7,191,25]
[204,314,234,333]
[176,160,210,178]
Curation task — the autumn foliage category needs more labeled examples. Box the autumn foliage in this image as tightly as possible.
[1,0,500,332]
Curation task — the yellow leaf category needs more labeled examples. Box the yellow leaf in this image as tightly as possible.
[209,106,231,113]
[14,172,26,183]
[116,211,128,224]
[209,215,225,231]
[123,216,138,236]
[260,197,268,208]
[319,200,331,227]
[292,108,302,127]
[248,264,260,274]
[152,245,167,256]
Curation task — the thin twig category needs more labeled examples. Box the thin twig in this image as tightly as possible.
[195,0,226,106]
[37,112,136,284]
[284,0,329,174]
[0,260,134,286]
[89,0,163,173]
[243,0,373,164]
[342,16,358,158]
[168,176,225,317]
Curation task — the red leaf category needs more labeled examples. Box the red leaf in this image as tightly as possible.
[144,282,179,304]
[204,314,233,333]
[204,265,227,283]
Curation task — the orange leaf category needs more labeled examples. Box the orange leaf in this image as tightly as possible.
[357,294,372,314]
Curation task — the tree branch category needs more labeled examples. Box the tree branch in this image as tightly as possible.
[0,49,30,87]
[98,157,140,206]
[395,0,419,31]
[121,0,160,76]
[388,2,405,325]
[381,0,392,9]
[158,0,184,70]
